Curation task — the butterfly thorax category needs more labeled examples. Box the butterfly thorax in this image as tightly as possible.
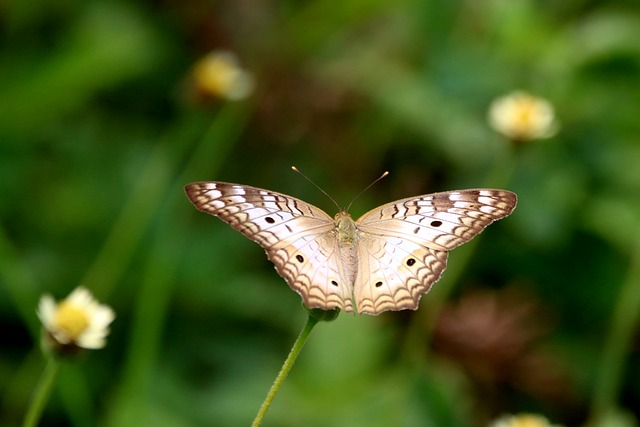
[335,211,358,247]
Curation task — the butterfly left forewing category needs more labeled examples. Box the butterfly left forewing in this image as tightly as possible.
[185,182,335,248]
[185,181,353,311]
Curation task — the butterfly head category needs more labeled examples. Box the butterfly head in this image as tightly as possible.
[334,211,357,246]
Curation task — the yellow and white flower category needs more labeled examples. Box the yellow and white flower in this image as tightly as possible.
[37,286,115,350]
[191,51,254,101]
[488,413,563,427]
[488,91,559,141]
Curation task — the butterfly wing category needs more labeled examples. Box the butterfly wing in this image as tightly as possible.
[353,189,517,314]
[356,189,517,251]
[354,236,448,315]
[185,182,353,311]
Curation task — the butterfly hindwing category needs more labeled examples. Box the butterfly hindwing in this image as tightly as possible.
[354,236,449,315]
[267,234,354,312]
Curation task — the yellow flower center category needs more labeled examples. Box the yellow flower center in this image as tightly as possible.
[191,52,253,100]
[488,91,558,141]
[53,301,90,340]
[515,101,536,128]
[193,55,238,96]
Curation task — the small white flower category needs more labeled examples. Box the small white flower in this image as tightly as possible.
[488,91,559,141]
[191,51,254,101]
[488,413,564,427]
[37,287,115,350]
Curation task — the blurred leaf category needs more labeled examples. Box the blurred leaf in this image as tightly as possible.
[584,195,640,253]
[0,1,168,138]
[589,408,639,427]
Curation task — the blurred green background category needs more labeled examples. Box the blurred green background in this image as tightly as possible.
[2,0,640,426]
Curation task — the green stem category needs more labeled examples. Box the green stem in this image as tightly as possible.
[251,314,319,427]
[589,234,640,423]
[23,357,60,427]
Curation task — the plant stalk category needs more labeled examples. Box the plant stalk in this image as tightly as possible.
[251,314,319,427]
[23,357,60,427]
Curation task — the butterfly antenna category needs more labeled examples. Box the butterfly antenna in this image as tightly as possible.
[291,166,341,211]
[346,171,389,211]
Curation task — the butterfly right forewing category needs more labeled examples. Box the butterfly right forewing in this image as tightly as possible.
[357,189,517,251]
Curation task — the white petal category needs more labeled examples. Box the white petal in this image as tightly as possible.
[91,307,115,329]
[37,295,57,329]
[77,335,106,349]
[51,330,72,344]
[67,287,94,307]
[78,326,111,348]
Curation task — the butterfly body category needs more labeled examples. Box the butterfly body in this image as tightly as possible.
[334,212,357,245]
[185,181,517,315]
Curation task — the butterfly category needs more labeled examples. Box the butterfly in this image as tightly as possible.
[185,181,517,315]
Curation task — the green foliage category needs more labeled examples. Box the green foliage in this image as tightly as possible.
[2,0,640,426]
